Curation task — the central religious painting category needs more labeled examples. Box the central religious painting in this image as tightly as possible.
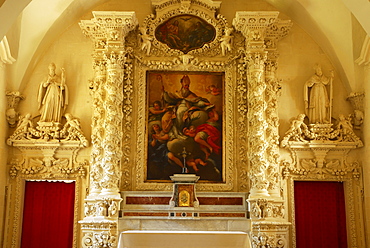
[146,71,224,182]
[155,14,216,53]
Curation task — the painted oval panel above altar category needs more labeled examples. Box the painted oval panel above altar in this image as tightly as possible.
[155,15,216,54]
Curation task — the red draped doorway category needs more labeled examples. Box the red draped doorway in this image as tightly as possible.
[294,181,347,248]
[20,181,75,248]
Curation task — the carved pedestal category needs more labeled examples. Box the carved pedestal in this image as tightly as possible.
[170,174,200,208]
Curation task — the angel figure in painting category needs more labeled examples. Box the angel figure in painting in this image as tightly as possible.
[304,64,334,124]
[38,63,68,123]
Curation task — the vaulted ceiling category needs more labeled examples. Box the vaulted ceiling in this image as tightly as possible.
[0,0,369,93]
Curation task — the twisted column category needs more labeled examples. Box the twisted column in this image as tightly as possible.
[79,11,138,248]
[234,11,292,248]
[80,11,138,198]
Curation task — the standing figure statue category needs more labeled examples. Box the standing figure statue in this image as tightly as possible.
[220,27,233,56]
[38,63,68,123]
[304,64,334,124]
[139,26,153,56]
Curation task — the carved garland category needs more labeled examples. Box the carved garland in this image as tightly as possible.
[246,51,270,196]
[264,56,282,196]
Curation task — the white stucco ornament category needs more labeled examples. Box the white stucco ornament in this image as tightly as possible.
[38,62,68,124]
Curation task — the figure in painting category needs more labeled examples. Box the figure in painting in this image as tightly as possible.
[38,63,68,123]
[149,100,167,122]
[159,20,182,50]
[183,107,221,160]
[149,123,185,171]
[304,64,334,124]
[163,75,213,132]
[186,21,215,49]
[205,84,222,96]
[155,15,216,53]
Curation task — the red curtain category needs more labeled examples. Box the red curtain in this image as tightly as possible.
[21,181,75,248]
[294,181,347,248]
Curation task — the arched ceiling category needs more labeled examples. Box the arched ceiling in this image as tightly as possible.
[0,0,369,92]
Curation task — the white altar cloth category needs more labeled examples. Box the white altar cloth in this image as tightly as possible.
[117,230,252,248]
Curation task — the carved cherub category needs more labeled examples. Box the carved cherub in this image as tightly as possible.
[108,201,118,217]
[337,114,354,141]
[220,27,233,56]
[285,114,308,141]
[15,113,33,137]
[60,113,88,146]
[139,27,153,56]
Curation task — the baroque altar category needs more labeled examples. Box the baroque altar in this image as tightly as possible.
[77,1,293,247]
[4,0,367,248]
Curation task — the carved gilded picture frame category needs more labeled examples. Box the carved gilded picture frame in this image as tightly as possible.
[134,65,236,192]
[130,2,238,192]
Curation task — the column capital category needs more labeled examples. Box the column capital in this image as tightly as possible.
[233,11,279,51]
[80,11,138,49]
[233,11,292,52]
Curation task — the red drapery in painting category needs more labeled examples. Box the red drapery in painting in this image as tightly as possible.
[294,181,347,248]
[21,181,75,248]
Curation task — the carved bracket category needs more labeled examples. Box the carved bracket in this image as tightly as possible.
[7,112,89,179]
[5,91,25,127]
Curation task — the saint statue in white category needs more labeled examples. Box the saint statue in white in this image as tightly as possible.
[304,64,334,124]
[37,63,68,123]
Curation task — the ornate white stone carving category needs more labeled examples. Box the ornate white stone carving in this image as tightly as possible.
[280,60,366,247]
[37,63,68,123]
[347,92,365,129]
[139,26,153,56]
[132,0,237,192]
[220,27,233,56]
[282,114,363,147]
[7,176,83,248]
[285,163,365,247]
[249,198,285,220]
[250,223,289,248]
[233,11,292,248]
[80,11,138,248]
[4,65,87,248]
[5,91,25,127]
[140,1,228,58]
[304,64,334,124]
[233,11,278,196]
[80,11,138,197]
